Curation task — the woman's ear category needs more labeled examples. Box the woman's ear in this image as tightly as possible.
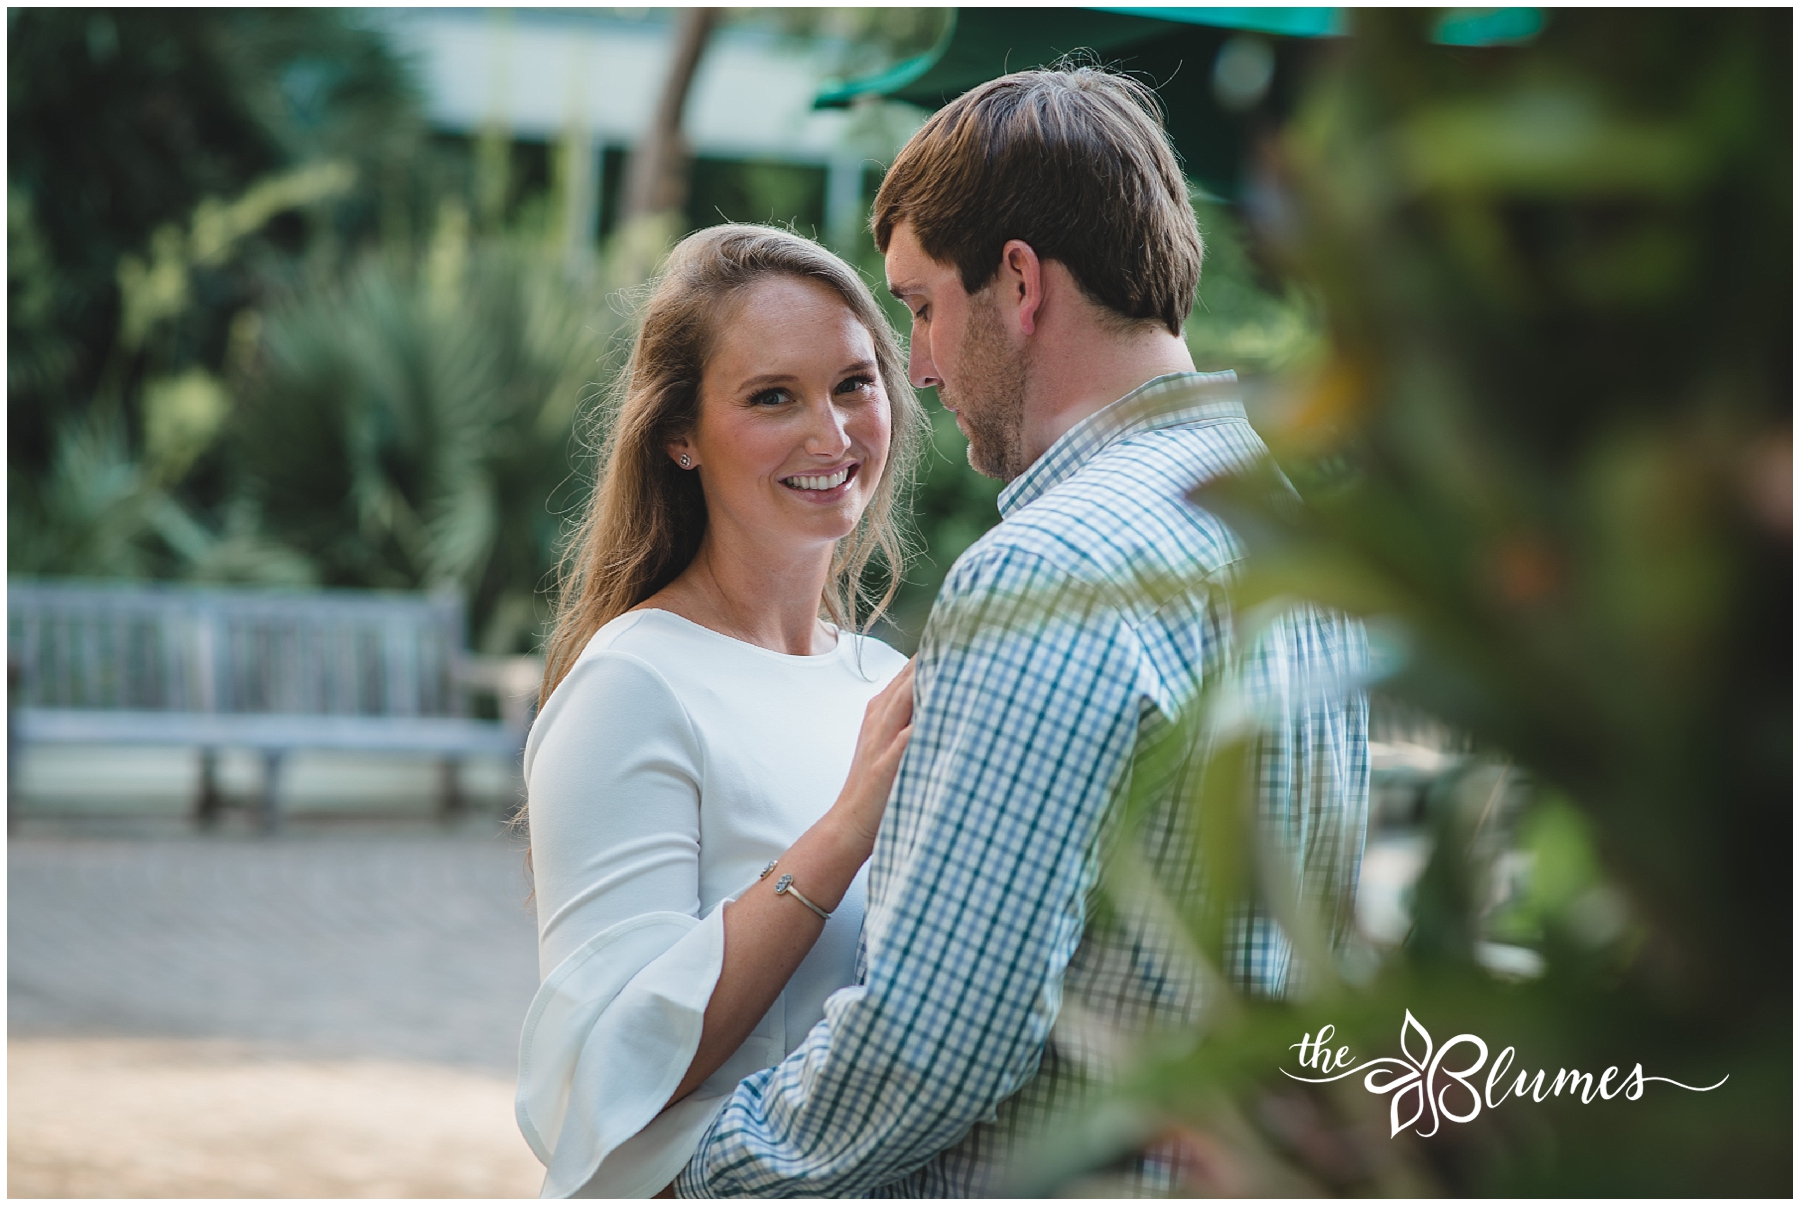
[666,437,697,470]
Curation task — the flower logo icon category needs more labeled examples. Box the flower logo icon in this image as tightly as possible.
[1286,1010,1488,1137]
[1359,1010,1489,1137]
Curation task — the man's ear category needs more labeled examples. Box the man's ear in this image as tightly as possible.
[997,239,1045,337]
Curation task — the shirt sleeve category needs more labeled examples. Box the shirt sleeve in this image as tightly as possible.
[518,649,736,1199]
[679,543,1149,1196]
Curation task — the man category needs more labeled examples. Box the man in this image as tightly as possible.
[677,66,1369,1196]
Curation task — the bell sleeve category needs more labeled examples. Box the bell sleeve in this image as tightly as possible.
[515,649,752,1199]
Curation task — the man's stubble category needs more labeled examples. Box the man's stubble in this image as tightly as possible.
[942,288,1028,482]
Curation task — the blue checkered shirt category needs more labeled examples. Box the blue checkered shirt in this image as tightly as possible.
[678,372,1370,1197]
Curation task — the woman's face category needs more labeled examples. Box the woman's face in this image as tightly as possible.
[672,275,891,558]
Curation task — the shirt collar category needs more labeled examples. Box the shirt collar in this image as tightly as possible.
[997,370,1246,517]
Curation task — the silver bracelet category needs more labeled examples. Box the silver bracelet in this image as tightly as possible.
[758,858,831,921]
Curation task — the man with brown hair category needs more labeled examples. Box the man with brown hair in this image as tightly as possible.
[878,65,1203,481]
[676,66,1368,1196]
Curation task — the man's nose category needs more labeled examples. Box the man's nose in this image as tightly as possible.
[908,336,939,391]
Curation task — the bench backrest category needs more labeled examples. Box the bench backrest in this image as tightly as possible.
[8,580,469,719]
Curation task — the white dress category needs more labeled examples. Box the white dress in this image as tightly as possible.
[515,608,907,1198]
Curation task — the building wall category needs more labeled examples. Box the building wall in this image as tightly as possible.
[376,9,910,249]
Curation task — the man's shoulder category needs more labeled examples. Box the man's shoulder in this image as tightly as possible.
[950,417,1264,596]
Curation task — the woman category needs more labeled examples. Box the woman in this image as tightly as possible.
[515,225,926,1198]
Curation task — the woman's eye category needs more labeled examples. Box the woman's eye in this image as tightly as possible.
[748,389,788,407]
[835,374,876,397]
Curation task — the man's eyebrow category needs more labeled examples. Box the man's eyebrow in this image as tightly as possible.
[886,280,919,300]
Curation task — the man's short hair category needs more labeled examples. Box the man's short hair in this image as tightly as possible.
[873,66,1203,337]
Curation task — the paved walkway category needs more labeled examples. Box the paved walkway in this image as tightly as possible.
[9,826,541,1070]
[8,825,548,1197]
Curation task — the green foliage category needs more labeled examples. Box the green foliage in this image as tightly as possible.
[6,10,429,463]
[6,9,454,598]
[6,10,606,653]
[231,208,624,653]
[115,160,359,352]
[1033,9,1788,1195]
[1189,197,1326,377]
[687,158,827,239]
[875,405,1005,646]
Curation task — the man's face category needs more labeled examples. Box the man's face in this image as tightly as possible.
[884,221,1028,481]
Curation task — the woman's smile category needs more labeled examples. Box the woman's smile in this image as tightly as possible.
[780,462,859,498]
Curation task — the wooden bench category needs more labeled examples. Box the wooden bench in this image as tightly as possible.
[7,580,534,830]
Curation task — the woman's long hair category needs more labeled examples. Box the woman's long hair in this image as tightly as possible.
[538,225,925,707]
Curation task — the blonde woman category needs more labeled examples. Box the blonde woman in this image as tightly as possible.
[515,226,926,1198]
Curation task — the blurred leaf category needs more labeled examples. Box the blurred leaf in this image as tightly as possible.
[142,368,230,483]
[1400,87,1709,197]
[1048,8,1789,1195]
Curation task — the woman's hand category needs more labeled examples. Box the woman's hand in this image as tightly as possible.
[830,660,915,850]
[665,660,916,1112]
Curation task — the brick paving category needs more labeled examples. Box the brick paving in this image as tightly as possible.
[8,825,542,1071]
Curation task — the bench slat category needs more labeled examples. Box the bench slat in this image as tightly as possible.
[14,708,519,756]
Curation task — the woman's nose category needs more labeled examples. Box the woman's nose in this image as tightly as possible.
[805,398,852,456]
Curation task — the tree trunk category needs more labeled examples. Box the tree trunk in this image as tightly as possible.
[619,8,718,225]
